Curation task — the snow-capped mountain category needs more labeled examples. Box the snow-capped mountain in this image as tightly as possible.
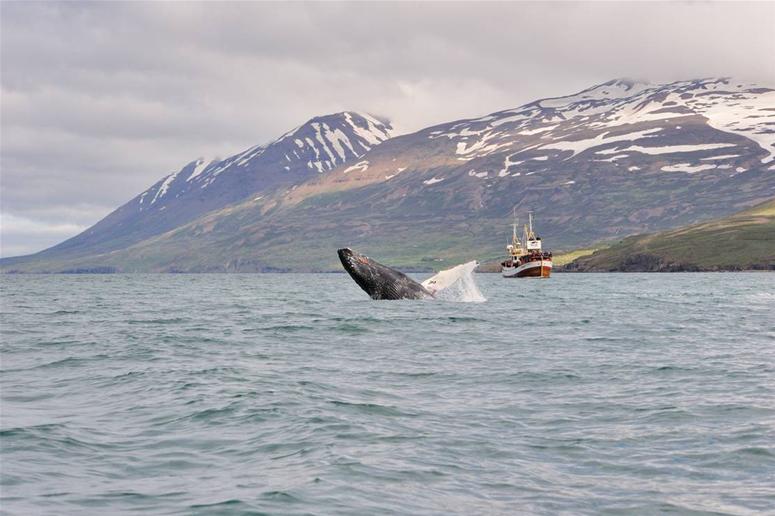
[43,112,393,256]
[146,111,393,202]
[291,78,774,198]
[428,77,774,166]
[4,78,773,272]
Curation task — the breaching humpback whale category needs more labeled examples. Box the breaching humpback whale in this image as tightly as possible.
[338,248,483,301]
[338,248,433,300]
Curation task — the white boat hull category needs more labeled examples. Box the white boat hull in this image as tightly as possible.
[502,259,552,278]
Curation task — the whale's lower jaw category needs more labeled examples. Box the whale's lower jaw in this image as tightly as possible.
[337,248,433,300]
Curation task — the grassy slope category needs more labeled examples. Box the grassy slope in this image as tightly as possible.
[4,160,773,273]
[552,247,602,267]
[564,199,775,271]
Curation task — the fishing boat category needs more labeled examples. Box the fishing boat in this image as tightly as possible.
[501,212,552,278]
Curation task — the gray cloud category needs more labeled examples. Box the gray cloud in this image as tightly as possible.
[2,1,774,256]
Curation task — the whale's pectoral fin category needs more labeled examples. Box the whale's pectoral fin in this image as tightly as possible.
[421,261,479,294]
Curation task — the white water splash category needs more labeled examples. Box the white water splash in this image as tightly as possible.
[422,261,487,303]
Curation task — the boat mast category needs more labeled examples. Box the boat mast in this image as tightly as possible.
[522,215,529,249]
[521,210,542,253]
[512,207,518,245]
[524,211,537,243]
[508,207,525,258]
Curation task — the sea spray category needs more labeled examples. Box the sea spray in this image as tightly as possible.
[422,261,487,303]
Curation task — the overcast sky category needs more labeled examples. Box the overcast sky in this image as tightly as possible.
[1,1,774,257]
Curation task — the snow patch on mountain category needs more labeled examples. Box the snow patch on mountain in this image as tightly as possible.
[322,125,357,161]
[539,79,652,109]
[151,171,179,204]
[661,163,718,173]
[344,112,393,146]
[603,143,737,155]
[694,89,775,163]
[540,127,663,158]
[237,146,265,167]
[596,154,630,163]
[187,158,216,182]
[455,131,510,156]
[701,154,740,161]
[498,153,524,176]
[519,124,559,136]
[343,161,369,174]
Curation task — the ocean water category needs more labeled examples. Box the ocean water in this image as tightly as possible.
[1,273,774,515]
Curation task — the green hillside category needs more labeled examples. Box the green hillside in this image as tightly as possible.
[563,199,775,272]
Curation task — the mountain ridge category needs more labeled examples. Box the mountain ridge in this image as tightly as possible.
[32,111,394,260]
[3,78,774,273]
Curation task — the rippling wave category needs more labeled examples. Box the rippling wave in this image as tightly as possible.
[1,273,774,514]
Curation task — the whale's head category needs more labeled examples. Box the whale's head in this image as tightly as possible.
[337,248,375,289]
[337,248,432,300]
[337,247,362,269]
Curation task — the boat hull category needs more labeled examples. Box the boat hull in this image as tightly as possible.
[502,260,552,278]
